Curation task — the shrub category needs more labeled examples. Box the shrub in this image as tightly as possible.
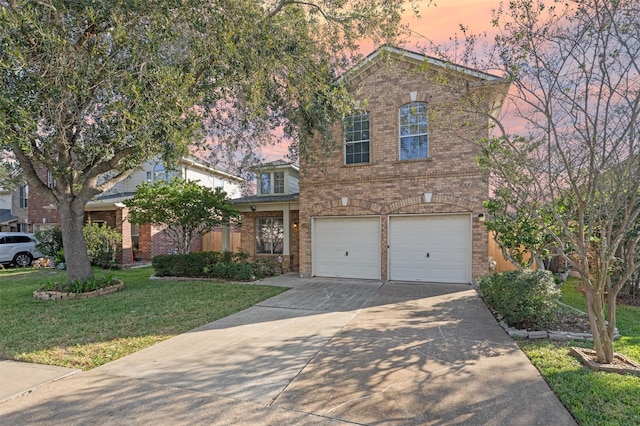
[479,269,560,330]
[152,253,193,276]
[83,221,122,269]
[35,227,63,257]
[54,249,65,265]
[152,251,279,281]
[251,257,279,279]
[233,248,251,262]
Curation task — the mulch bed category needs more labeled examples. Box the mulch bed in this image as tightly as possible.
[570,347,640,375]
[33,282,124,300]
[545,309,591,334]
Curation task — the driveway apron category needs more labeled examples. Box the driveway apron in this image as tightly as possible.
[0,275,576,425]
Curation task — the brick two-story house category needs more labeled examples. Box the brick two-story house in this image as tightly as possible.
[237,46,508,283]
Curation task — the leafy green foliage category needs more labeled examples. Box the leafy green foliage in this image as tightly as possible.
[479,269,560,329]
[83,221,122,269]
[34,227,63,258]
[484,191,557,269]
[38,273,119,294]
[125,178,239,254]
[1,0,414,283]
[152,251,279,281]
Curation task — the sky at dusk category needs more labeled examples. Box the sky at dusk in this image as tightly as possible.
[403,0,497,49]
[261,0,500,162]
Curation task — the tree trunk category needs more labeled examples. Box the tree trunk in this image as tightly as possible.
[58,200,94,283]
[585,283,614,364]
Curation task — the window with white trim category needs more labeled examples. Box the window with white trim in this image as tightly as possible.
[19,184,28,208]
[273,172,284,193]
[344,112,370,165]
[399,102,428,160]
[47,171,56,188]
[259,173,270,194]
[131,223,139,251]
[256,217,284,254]
[153,163,168,182]
[259,172,285,195]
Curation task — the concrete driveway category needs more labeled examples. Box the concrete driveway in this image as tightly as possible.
[0,275,576,425]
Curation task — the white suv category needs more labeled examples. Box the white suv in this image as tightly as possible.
[0,232,43,267]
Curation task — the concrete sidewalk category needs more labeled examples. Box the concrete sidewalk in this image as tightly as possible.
[0,361,80,403]
[0,275,576,425]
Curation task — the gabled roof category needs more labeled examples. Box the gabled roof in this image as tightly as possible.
[341,45,508,84]
[179,156,244,182]
[251,160,300,172]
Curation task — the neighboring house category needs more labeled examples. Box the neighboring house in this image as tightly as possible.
[0,187,17,232]
[236,46,509,283]
[233,160,300,271]
[11,156,243,264]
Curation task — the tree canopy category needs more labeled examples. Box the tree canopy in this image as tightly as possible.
[1,0,415,282]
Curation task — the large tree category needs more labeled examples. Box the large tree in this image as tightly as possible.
[436,0,640,363]
[0,0,414,282]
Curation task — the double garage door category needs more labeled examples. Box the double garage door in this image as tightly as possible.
[313,215,471,283]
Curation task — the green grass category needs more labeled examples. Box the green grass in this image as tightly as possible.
[0,266,287,370]
[518,277,640,426]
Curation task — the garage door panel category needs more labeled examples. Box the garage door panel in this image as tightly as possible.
[314,217,380,280]
[389,215,471,283]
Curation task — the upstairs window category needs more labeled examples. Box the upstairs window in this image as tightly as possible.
[399,102,428,160]
[153,163,168,182]
[344,112,370,165]
[47,171,56,188]
[273,172,284,194]
[259,172,285,194]
[147,163,172,183]
[19,184,28,208]
[260,173,270,194]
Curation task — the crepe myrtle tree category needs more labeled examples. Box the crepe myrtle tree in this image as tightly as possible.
[427,0,640,363]
[124,178,239,255]
[0,0,417,282]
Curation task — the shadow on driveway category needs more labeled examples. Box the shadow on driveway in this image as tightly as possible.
[0,277,576,425]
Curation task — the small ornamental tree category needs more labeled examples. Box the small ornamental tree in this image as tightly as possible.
[124,178,239,254]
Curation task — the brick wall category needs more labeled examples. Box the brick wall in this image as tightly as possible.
[239,210,300,272]
[299,55,493,282]
[138,224,153,260]
[27,169,59,230]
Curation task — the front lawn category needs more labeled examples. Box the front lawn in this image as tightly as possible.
[518,278,640,426]
[0,266,287,370]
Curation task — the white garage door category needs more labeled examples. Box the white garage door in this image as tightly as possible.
[389,215,471,283]
[313,217,381,280]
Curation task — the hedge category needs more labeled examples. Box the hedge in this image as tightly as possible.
[151,251,278,281]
